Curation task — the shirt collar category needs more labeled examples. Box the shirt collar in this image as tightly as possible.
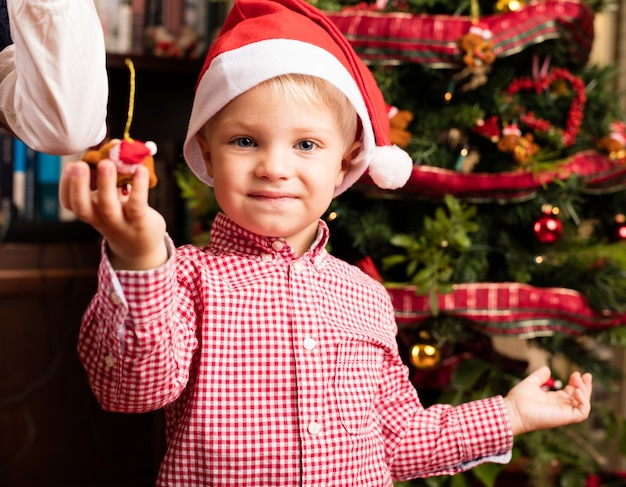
[208,213,330,263]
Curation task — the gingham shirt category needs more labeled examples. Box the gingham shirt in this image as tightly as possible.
[78,213,513,486]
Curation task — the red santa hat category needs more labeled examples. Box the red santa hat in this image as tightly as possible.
[182,0,413,196]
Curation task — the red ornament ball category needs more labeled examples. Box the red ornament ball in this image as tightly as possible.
[614,214,626,241]
[534,214,563,243]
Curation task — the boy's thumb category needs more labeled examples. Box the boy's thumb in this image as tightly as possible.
[529,365,552,385]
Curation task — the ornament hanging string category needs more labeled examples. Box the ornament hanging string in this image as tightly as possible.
[470,0,479,24]
[124,58,136,143]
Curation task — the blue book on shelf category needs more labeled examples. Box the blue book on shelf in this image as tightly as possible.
[12,139,37,220]
[12,138,26,217]
[36,152,62,221]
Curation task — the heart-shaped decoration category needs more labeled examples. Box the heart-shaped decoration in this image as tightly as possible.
[504,68,587,148]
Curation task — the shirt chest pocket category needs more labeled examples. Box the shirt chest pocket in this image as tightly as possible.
[334,340,384,435]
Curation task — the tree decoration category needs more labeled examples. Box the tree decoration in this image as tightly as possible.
[409,330,441,369]
[534,204,563,244]
[596,121,626,161]
[504,68,587,148]
[494,0,524,13]
[472,115,500,142]
[496,123,540,166]
[541,376,563,391]
[614,214,626,241]
[453,0,495,92]
[387,105,413,148]
[83,58,158,191]
[356,255,384,282]
[322,0,594,66]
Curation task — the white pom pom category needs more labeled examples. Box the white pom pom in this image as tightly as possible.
[145,141,158,156]
[368,145,413,190]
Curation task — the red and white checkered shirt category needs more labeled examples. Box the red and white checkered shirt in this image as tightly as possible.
[78,213,513,486]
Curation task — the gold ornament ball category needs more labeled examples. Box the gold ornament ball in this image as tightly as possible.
[409,342,441,369]
[495,0,524,13]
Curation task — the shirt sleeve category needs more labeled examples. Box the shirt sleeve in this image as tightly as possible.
[389,396,513,479]
[77,236,199,413]
[0,0,107,154]
[374,299,513,479]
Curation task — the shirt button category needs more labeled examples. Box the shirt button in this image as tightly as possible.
[261,253,273,262]
[271,239,285,251]
[104,354,116,369]
[292,261,304,273]
[110,291,122,305]
[307,421,321,435]
[303,337,316,351]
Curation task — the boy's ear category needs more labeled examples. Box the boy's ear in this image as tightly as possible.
[337,140,361,187]
[195,133,213,177]
[342,140,362,172]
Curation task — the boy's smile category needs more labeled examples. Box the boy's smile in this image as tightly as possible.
[198,82,359,256]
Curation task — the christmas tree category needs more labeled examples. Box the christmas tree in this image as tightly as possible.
[315,0,626,486]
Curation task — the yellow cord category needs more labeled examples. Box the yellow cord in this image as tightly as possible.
[470,0,479,23]
[124,58,135,142]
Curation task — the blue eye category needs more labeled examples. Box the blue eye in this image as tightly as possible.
[297,140,317,151]
[233,137,255,148]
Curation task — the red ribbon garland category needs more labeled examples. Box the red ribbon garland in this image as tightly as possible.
[387,282,626,335]
[359,151,626,201]
[325,0,594,67]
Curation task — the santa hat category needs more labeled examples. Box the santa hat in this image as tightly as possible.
[182,0,413,196]
[111,139,157,166]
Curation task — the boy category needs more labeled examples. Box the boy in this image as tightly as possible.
[59,0,592,485]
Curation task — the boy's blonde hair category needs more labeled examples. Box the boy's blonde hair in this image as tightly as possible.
[201,74,359,151]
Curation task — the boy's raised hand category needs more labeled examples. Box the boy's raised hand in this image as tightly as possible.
[59,159,168,270]
[503,366,593,436]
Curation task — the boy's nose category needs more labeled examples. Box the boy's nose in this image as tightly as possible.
[255,148,292,180]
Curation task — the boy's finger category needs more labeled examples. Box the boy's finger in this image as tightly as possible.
[129,165,150,201]
[61,161,92,218]
[123,165,150,218]
[95,160,124,222]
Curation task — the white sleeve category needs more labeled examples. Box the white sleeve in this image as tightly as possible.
[0,0,108,155]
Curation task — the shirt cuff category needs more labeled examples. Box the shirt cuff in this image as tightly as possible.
[455,395,514,464]
[98,234,176,324]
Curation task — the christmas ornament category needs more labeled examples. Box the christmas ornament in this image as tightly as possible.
[494,0,524,13]
[356,256,384,283]
[84,59,158,190]
[504,68,586,148]
[496,124,539,165]
[596,121,626,161]
[409,330,441,369]
[453,21,495,92]
[614,214,626,241]
[534,205,563,244]
[541,376,563,391]
[387,106,414,148]
[472,116,500,142]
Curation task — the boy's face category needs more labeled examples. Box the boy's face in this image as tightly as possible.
[197,82,360,255]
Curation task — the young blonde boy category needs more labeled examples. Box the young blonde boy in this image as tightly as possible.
[59,1,592,485]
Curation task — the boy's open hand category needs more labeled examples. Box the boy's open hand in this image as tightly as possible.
[503,366,592,436]
[59,159,168,270]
